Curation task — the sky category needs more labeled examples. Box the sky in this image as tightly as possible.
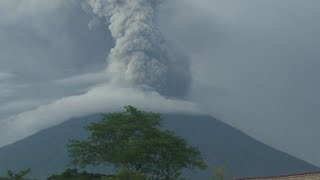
[1,0,320,167]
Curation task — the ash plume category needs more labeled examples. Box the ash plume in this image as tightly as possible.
[85,0,191,97]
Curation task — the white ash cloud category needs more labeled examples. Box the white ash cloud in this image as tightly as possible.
[84,0,191,97]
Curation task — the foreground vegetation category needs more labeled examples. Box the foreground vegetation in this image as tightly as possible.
[67,106,206,179]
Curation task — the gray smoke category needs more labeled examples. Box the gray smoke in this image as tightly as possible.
[85,0,191,97]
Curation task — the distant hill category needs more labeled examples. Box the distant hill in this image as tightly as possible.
[0,114,318,179]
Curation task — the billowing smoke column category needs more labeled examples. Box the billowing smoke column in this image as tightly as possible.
[85,0,191,97]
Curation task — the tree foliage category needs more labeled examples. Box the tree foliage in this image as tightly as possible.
[46,169,109,180]
[5,168,36,180]
[67,106,206,179]
[136,130,207,179]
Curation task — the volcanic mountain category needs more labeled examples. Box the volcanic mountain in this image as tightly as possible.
[0,113,317,179]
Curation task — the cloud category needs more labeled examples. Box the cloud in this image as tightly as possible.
[0,72,15,81]
[0,0,111,81]
[0,84,201,147]
[0,0,114,143]
[0,99,49,117]
[55,71,109,87]
[159,0,320,166]
[0,0,112,120]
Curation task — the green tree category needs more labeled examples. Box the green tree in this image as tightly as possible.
[6,168,36,180]
[67,106,206,179]
[137,130,207,179]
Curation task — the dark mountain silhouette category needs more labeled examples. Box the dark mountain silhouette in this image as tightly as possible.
[0,114,318,179]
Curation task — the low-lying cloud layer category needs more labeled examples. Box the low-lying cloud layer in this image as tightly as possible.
[0,84,201,147]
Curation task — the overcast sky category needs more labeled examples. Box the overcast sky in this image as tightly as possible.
[1,0,320,167]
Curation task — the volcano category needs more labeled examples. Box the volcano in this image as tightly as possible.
[0,113,317,179]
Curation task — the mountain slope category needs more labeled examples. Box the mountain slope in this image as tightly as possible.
[0,114,318,179]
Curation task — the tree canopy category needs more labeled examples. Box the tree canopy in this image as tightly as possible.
[5,168,36,180]
[67,106,206,179]
[47,169,108,180]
